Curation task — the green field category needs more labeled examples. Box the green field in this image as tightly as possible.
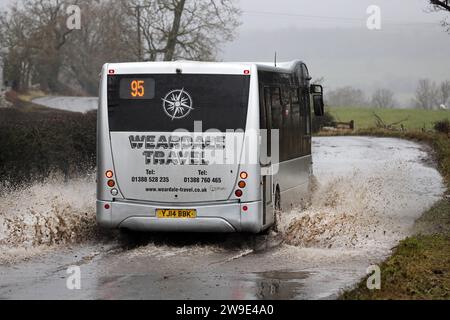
[328,107,450,131]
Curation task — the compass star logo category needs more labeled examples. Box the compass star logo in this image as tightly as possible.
[162,88,194,120]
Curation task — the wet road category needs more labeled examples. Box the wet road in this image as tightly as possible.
[0,137,445,300]
[33,96,98,113]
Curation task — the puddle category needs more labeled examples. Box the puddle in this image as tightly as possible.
[249,271,310,300]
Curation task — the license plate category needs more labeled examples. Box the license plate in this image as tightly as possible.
[156,209,197,219]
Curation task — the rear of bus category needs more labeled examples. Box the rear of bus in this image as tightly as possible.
[96,62,264,233]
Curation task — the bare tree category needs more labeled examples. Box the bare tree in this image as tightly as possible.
[129,0,241,61]
[24,0,80,92]
[429,1,450,31]
[414,79,438,110]
[371,88,396,109]
[0,5,35,91]
[63,0,136,95]
[0,0,80,92]
[430,0,450,11]
[438,80,450,106]
[0,0,241,95]
[325,86,368,108]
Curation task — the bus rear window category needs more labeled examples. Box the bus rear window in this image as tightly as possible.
[107,74,250,132]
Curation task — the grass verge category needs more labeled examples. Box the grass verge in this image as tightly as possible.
[17,90,47,102]
[333,129,450,300]
[341,234,450,300]
[328,107,450,131]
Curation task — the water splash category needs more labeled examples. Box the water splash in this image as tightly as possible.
[0,137,444,269]
[280,157,444,252]
[0,174,97,264]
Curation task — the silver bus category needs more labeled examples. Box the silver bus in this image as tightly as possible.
[97,60,324,233]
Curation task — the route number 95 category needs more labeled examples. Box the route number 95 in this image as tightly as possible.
[131,80,145,97]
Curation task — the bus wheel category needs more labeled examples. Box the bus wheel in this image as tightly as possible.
[118,228,138,244]
[275,187,281,211]
[273,187,281,233]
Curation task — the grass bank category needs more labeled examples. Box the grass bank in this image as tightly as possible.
[16,90,47,102]
[334,129,450,300]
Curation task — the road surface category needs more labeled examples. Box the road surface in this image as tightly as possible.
[33,96,98,113]
[0,137,445,300]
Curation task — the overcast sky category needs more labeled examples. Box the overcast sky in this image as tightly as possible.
[0,0,443,22]
[237,0,446,30]
[222,0,450,105]
[0,0,449,104]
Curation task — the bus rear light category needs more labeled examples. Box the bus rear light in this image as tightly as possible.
[104,204,110,210]
[238,181,247,189]
[244,70,250,75]
[106,170,114,178]
[111,189,119,196]
[242,206,249,212]
[107,180,116,188]
[235,190,243,198]
[240,172,248,180]
[108,69,115,74]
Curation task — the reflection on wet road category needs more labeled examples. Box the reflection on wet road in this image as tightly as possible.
[0,137,445,300]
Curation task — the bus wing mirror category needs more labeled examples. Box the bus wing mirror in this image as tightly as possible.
[310,84,325,117]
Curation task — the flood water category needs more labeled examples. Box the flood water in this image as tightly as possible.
[33,97,98,113]
[0,137,445,300]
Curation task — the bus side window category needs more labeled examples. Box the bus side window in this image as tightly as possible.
[291,87,301,158]
[281,87,292,130]
[271,87,286,161]
[299,87,307,133]
[270,87,282,130]
[281,87,290,106]
[299,86,309,155]
[301,63,312,146]
[261,87,272,158]
[260,86,267,130]
[305,91,311,136]
[281,86,292,161]
[281,87,291,129]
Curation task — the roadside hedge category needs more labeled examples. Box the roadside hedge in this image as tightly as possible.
[0,108,97,186]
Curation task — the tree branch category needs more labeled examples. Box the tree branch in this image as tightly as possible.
[430,0,450,12]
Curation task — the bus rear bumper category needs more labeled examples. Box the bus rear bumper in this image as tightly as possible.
[118,216,236,233]
[96,200,263,233]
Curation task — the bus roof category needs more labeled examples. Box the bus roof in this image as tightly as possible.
[252,60,304,73]
[106,60,304,75]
